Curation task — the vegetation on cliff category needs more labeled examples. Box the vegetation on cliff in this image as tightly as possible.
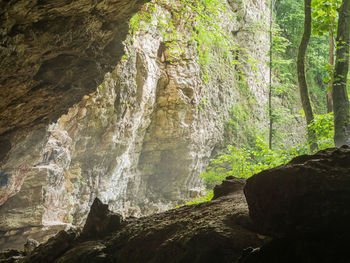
[126,0,350,206]
[163,0,350,204]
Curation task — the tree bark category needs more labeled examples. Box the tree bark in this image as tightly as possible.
[297,0,317,152]
[333,0,350,147]
[327,31,334,113]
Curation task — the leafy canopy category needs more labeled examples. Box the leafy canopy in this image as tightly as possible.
[311,0,341,36]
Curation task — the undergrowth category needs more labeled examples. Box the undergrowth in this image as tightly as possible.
[182,112,334,206]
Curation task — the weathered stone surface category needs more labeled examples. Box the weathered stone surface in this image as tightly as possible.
[55,241,107,263]
[244,146,350,235]
[4,146,350,263]
[0,249,25,263]
[25,229,78,263]
[213,176,246,200]
[0,0,148,248]
[23,239,39,256]
[0,225,67,252]
[1,186,269,263]
[80,198,122,240]
[0,0,148,158]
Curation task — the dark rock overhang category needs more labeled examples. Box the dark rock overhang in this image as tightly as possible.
[0,0,148,161]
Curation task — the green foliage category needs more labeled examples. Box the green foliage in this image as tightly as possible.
[274,0,330,114]
[223,101,260,149]
[174,190,214,208]
[311,0,341,36]
[185,113,334,205]
[180,0,247,82]
[307,112,334,149]
[270,24,296,99]
[196,96,209,111]
[201,138,284,189]
[201,112,334,189]
[128,0,254,83]
[129,0,340,207]
[129,3,157,34]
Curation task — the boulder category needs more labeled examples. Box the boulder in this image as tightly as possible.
[55,241,107,263]
[213,176,246,200]
[80,198,123,240]
[0,249,25,263]
[244,146,350,235]
[23,239,39,255]
[26,229,77,263]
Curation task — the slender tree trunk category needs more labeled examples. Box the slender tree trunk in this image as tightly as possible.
[333,0,350,147]
[268,0,273,149]
[327,31,334,113]
[297,0,317,152]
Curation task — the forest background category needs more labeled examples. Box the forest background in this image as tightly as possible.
[194,0,350,203]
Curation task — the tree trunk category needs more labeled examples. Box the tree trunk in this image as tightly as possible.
[297,0,317,152]
[268,0,273,149]
[333,0,350,147]
[327,32,334,113]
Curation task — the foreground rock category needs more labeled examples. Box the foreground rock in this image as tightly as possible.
[244,146,350,236]
[2,147,349,263]
[80,198,122,240]
[0,178,269,263]
[238,234,350,263]
[240,146,350,263]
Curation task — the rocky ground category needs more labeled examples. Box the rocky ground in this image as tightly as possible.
[1,146,350,263]
[0,177,269,263]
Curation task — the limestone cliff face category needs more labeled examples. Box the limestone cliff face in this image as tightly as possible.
[0,0,270,250]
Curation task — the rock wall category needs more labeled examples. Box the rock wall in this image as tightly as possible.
[0,0,148,157]
[0,0,270,250]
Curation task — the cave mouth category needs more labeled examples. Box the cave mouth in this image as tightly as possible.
[1,0,349,261]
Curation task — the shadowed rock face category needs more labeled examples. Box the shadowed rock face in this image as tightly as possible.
[0,0,147,152]
[244,146,350,236]
[0,178,269,263]
[239,146,350,263]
